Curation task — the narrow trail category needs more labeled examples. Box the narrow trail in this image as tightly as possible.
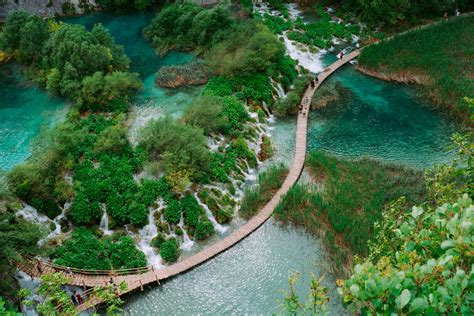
[18,50,360,312]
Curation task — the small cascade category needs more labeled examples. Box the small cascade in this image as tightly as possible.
[286,3,301,21]
[99,204,113,236]
[281,32,325,74]
[194,192,228,234]
[351,34,360,43]
[16,204,51,225]
[15,271,41,316]
[44,202,72,242]
[177,214,195,251]
[270,78,287,99]
[127,101,163,146]
[137,199,165,268]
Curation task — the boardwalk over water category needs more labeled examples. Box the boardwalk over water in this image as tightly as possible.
[18,50,360,311]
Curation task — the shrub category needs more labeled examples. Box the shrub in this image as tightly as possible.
[181,195,201,227]
[159,238,179,263]
[163,199,181,224]
[182,95,228,135]
[194,219,215,240]
[138,117,210,179]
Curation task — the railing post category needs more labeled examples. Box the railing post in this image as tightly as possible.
[139,280,143,291]
[82,280,86,290]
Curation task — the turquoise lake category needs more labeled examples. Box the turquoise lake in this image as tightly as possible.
[0,63,66,170]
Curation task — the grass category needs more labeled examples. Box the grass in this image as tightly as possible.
[239,163,288,219]
[358,14,474,124]
[274,150,428,276]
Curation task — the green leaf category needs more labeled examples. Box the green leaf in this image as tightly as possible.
[441,239,455,249]
[409,297,428,313]
[411,206,424,218]
[396,289,411,310]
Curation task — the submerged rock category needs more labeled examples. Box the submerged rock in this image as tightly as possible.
[155,61,210,88]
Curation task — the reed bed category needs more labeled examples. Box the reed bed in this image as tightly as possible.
[359,14,474,123]
[239,164,288,219]
[274,150,428,275]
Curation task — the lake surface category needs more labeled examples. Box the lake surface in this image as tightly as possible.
[0,63,66,170]
[307,55,457,168]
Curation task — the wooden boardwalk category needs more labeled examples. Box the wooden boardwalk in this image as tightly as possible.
[18,50,360,312]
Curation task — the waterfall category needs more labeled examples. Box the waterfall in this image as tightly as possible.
[194,192,228,234]
[281,32,326,74]
[270,78,287,99]
[178,213,195,251]
[16,204,51,226]
[44,201,70,242]
[137,199,165,268]
[127,101,163,146]
[15,271,41,316]
[99,204,113,236]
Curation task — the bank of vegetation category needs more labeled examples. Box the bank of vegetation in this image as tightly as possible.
[275,150,428,275]
[358,14,474,124]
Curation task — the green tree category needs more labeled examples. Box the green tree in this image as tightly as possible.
[182,95,228,134]
[18,15,49,65]
[159,238,179,263]
[0,11,29,53]
[138,117,210,179]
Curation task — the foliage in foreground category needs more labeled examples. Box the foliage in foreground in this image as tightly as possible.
[359,15,474,123]
[340,194,473,315]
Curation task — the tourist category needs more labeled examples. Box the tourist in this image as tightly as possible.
[443,12,448,19]
[36,259,42,274]
[110,277,117,291]
[70,293,78,305]
[356,42,360,49]
[75,292,83,304]
[65,267,73,276]
[310,80,315,88]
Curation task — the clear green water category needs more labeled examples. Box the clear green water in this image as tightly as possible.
[307,55,458,169]
[0,63,66,170]
[124,219,347,315]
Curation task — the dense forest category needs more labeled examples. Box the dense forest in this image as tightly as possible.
[0,0,472,314]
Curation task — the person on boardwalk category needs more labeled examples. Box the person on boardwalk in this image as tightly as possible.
[36,259,42,274]
[75,292,83,304]
[110,277,117,291]
[443,12,448,19]
[65,267,73,276]
[70,293,78,305]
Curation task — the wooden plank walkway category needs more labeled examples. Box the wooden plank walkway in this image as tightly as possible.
[18,50,360,312]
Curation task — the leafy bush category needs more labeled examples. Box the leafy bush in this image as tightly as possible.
[182,95,228,135]
[138,117,210,180]
[144,2,234,55]
[340,194,473,314]
[181,195,201,227]
[163,199,181,224]
[205,20,284,76]
[194,219,215,240]
[159,238,179,263]
[53,228,147,270]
